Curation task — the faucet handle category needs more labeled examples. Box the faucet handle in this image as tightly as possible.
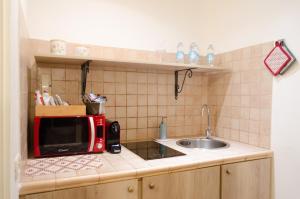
[205,129,211,139]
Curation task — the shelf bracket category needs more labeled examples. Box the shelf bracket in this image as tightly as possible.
[175,68,195,100]
[81,60,91,97]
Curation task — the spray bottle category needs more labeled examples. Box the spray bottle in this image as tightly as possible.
[159,116,167,139]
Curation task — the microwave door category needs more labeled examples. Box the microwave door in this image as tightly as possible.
[38,117,89,156]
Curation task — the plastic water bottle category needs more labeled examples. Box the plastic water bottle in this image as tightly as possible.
[188,42,200,64]
[176,42,185,63]
[207,44,215,65]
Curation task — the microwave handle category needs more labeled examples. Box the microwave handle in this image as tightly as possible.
[88,117,95,152]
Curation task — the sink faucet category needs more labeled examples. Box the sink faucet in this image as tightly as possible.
[201,104,211,139]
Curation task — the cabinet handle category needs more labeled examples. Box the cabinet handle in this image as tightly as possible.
[226,169,231,175]
[128,185,134,193]
[149,183,155,189]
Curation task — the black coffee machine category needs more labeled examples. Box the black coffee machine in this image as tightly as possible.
[105,120,121,154]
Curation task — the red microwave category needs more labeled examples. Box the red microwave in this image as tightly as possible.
[33,115,105,157]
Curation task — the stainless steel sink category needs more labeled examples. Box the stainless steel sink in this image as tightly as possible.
[176,138,229,149]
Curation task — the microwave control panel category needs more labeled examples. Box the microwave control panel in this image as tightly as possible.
[92,115,105,152]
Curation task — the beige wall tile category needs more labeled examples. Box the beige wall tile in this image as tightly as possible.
[138,95,147,106]
[65,94,79,105]
[138,106,147,117]
[158,106,167,117]
[52,68,65,80]
[127,118,137,129]
[92,82,104,95]
[239,131,249,143]
[104,71,115,82]
[137,118,148,129]
[120,129,127,141]
[158,95,168,106]
[127,95,138,106]
[157,85,168,95]
[116,83,126,94]
[65,81,79,94]
[230,130,240,141]
[103,83,115,94]
[52,81,66,94]
[127,72,138,83]
[148,106,157,117]
[148,117,158,128]
[127,129,137,141]
[147,128,158,139]
[239,119,249,132]
[249,120,260,134]
[138,83,148,95]
[249,133,259,146]
[250,108,260,120]
[136,128,148,140]
[127,106,137,118]
[207,43,272,148]
[137,73,147,83]
[148,95,157,106]
[91,69,104,82]
[105,107,115,119]
[147,84,157,95]
[157,74,168,85]
[116,107,126,118]
[115,72,126,83]
[127,83,137,94]
[116,95,126,106]
[117,118,127,130]
[147,73,157,84]
[66,68,80,81]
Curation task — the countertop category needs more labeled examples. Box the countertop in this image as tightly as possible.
[19,137,273,195]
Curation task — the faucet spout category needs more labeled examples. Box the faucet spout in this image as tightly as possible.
[201,104,211,139]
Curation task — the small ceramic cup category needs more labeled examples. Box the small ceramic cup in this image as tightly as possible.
[75,46,90,57]
[50,40,67,55]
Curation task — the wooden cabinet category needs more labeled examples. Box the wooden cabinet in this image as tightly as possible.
[88,179,138,199]
[221,158,271,199]
[22,179,138,199]
[20,192,53,199]
[21,158,272,199]
[142,166,220,199]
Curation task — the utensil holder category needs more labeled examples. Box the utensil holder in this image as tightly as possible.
[85,102,105,115]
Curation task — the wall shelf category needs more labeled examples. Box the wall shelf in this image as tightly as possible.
[34,54,228,73]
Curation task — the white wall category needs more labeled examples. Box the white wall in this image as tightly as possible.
[23,0,300,198]
[24,0,222,54]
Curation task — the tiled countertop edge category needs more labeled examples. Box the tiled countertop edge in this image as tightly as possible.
[19,150,273,195]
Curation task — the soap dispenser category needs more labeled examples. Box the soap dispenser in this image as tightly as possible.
[159,117,167,139]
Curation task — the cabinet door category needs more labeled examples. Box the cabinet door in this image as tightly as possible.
[22,179,138,199]
[21,192,53,199]
[170,166,220,199]
[142,173,170,199]
[53,179,138,199]
[91,179,138,199]
[222,158,271,199]
[142,166,220,199]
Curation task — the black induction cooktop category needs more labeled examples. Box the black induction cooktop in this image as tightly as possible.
[122,141,185,160]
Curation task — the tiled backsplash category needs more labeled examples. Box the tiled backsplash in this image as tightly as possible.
[26,40,273,159]
[29,64,209,143]
[208,42,273,148]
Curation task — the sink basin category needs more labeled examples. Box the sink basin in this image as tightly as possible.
[176,138,229,149]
